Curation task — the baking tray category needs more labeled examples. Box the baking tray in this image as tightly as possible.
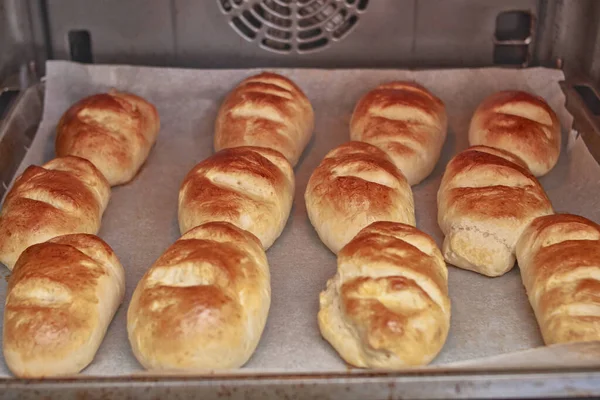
[1,60,600,399]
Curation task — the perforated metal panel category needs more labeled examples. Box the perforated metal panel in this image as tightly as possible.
[218,0,368,54]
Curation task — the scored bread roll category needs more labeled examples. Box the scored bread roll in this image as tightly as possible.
[3,234,125,378]
[127,222,270,371]
[516,214,600,345]
[437,145,553,277]
[178,146,294,249]
[319,221,450,368]
[0,156,110,270]
[56,89,160,186]
[214,72,314,167]
[468,90,561,177]
[350,81,448,185]
[305,141,415,254]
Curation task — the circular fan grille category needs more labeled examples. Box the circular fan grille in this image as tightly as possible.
[218,0,369,54]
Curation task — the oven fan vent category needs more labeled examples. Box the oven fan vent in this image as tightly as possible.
[218,0,369,54]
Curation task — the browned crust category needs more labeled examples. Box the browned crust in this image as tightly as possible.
[214,72,314,167]
[0,156,110,270]
[517,214,600,345]
[56,90,160,186]
[469,90,561,176]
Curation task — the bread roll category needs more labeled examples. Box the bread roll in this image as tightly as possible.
[178,146,294,249]
[127,222,270,370]
[468,90,561,177]
[305,141,415,254]
[0,156,110,270]
[319,221,450,368]
[3,234,125,377]
[437,145,553,277]
[214,72,314,167]
[350,81,448,185]
[516,214,600,345]
[56,89,160,186]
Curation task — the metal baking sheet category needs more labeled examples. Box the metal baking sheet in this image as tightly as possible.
[1,60,600,378]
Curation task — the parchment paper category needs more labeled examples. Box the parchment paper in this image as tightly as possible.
[1,60,600,376]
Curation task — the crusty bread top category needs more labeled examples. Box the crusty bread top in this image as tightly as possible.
[305,141,415,254]
[349,81,447,185]
[438,145,553,229]
[4,234,125,367]
[307,141,413,219]
[179,146,294,215]
[178,146,294,248]
[2,156,110,227]
[516,214,600,344]
[56,89,160,186]
[517,214,600,288]
[340,221,449,310]
[468,90,561,177]
[0,156,111,270]
[127,222,270,368]
[214,72,314,167]
[351,81,446,146]
[336,221,450,364]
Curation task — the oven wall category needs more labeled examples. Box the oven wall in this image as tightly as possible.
[2,0,600,88]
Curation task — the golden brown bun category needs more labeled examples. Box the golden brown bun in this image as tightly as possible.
[305,141,415,254]
[437,145,553,277]
[214,72,314,167]
[0,156,111,270]
[319,221,450,368]
[56,89,160,186]
[178,146,294,249]
[516,214,600,345]
[468,90,561,177]
[127,222,270,371]
[3,234,125,378]
[350,81,448,185]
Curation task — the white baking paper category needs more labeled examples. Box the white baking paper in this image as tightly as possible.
[1,60,600,377]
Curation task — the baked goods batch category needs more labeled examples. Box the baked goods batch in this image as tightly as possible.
[1,70,599,378]
[436,91,560,278]
[309,81,451,368]
[128,72,312,371]
[0,90,159,377]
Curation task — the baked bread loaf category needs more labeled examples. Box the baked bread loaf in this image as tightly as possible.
[214,72,314,167]
[127,221,270,370]
[468,90,561,177]
[437,145,553,277]
[350,81,448,185]
[305,141,415,254]
[516,214,600,345]
[178,146,294,249]
[319,221,450,368]
[3,234,125,378]
[0,156,110,270]
[56,89,160,186]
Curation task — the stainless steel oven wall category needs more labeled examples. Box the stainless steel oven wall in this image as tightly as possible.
[0,0,40,89]
[12,1,600,87]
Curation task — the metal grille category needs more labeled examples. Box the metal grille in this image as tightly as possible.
[218,0,369,54]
